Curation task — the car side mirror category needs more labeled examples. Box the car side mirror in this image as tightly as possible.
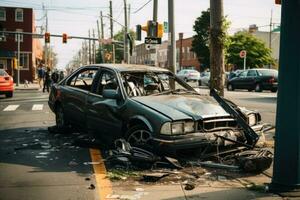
[102,89,121,100]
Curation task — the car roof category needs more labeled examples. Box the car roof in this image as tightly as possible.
[90,64,169,73]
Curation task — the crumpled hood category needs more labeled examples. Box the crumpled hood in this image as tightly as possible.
[132,95,230,121]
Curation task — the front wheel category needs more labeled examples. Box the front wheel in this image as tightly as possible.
[227,84,234,91]
[126,124,153,149]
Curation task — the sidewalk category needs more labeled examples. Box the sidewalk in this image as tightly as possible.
[14,83,40,91]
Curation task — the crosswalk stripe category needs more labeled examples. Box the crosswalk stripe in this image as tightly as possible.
[3,105,20,111]
[32,104,44,111]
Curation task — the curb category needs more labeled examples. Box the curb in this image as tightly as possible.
[15,88,40,91]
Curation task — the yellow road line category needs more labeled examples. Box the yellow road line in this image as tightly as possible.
[89,148,113,200]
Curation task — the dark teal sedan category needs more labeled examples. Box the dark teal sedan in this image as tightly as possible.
[49,64,263,154]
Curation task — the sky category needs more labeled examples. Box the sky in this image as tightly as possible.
[0,0,282,69]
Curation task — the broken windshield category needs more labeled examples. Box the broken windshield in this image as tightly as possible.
[121,71,195,97]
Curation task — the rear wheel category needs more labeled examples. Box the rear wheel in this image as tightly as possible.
[5,91,13,98]
[227,84,234,91]
[198,80,202,86]
[271,88,277,93]
[184,78,188,82]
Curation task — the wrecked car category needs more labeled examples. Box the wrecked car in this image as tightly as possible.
[48,64,264,155]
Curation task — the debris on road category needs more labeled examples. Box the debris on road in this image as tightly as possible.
[88,184,95,190]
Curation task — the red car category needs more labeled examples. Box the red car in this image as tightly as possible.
[0,69,14,98]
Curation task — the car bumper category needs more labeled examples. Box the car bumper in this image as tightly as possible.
[262,83,278,90]
[0,85,14,93]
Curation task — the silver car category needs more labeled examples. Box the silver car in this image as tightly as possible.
[177,69,200,82]
[199,71,210,86]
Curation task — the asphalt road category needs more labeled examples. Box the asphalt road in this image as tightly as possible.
[0,88,277,200]
[0,90,100,200]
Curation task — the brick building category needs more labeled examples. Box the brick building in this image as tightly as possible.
[0,6,43,83]
[132,37,201,72]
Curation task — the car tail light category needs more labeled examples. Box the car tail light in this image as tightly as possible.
[268,77,275,83]
[4,77,9,81]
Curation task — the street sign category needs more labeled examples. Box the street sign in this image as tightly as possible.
[240,50,247,58]
[163,21,168,33]
[145,37,161,44]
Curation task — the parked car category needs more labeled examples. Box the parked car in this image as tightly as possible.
[176,69,200,82]
[227,69,278,92]
[0,69,14,98]
[199,71,210,86]
[49,64,263,155]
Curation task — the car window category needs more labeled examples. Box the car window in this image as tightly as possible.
[257,69,278,77]
[122,71,194,97]
[67,69,98,91]
[247,70,257,77]
[239,71,247,78]
[96,70,118,96]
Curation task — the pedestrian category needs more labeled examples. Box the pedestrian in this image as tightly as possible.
[51,70,59,84]
[37,65,45,89]
[43,68,51,93]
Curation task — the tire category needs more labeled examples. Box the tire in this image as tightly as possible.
[248,89,253,92]
[5,91,13,98]
[125,124,153,149]
[55,104,68,131]
[198,80,202,86]
[255,83,262,92]
[184,78,188,82]
[271,88,277,93]
[227,84,234,91]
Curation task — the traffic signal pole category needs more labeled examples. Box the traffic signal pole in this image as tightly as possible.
[168,0,176,74]
[17,33,20,86]
[269,0,300,196]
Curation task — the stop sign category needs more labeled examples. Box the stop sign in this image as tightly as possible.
[240,50,247,58]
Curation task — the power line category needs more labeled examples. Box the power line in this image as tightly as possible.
[133,0,152,14]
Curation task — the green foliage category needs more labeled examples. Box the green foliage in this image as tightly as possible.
[191,9,230,71]
[191,9,210,70]
[96,29,135,63]
[226,31,275,69]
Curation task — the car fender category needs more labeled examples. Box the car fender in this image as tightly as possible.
[127,115,154,133]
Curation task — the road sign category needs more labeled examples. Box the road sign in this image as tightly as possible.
[240,50,247,58]
[145,37,161,45]
[163,21,168,33]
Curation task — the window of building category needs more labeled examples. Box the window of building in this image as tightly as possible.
[0,28,6,42]
[0,8,6,21]
[15,8,23,22]
[15,29,23,42]
[15,52,29,70]
[0,59,7,70]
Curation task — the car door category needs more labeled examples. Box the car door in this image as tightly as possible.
[233,70,248,89]
[86,68,124,144]
[246,70,258,89]
[63,67,99,129]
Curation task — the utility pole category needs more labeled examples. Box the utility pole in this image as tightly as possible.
[269,0,300,195]
[92,29,96,63]
[100,11,104,39]
[269,9,273,69]
[97,20,103,63]
[168,0,176,75]
[123,0,129,63]
[109,0,115,63]
[153,0,158,22]
[179,33,183,70]
[88,29,91,64]
[44,5,48,70]
[17,33,20,86]
[210,0,225,96]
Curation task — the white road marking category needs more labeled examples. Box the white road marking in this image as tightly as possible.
[3,105,20,111]
[32,104,44,111]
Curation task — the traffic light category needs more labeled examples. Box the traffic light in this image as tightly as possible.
[62,33,67,43]
[275,0,281,4]
[157,23,164,38]
[45,32,50,43]
[13,58,18,69]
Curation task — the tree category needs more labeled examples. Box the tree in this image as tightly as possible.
[43,46,57,69]
[191,9,210,71]
[226,31,275,69]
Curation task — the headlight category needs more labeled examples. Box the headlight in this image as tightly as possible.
[184,121,195,133]
[160,121,195,135]
[248,114,257,126]
[160,122,171,135]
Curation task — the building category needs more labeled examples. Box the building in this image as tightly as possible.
[132,37,201,72]
[0,6,43,83]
